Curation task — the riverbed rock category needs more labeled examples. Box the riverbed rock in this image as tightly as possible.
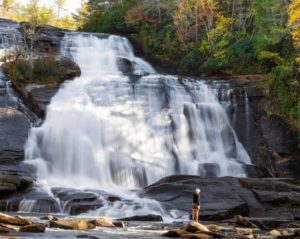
[0,213,32,226]
[0,108,30,162]
[50,219,96,230]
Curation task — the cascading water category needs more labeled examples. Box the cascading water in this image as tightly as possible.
[25,32,251,193]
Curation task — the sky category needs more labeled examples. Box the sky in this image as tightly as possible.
[20,0,83,15]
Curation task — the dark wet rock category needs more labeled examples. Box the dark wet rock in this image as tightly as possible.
[117,57,133,75]
[22,86,58,118]
[112,221,125,228]
[260,116,300,178]
[18,223,45,233]
[77,235,90,238]
[143,175,300,220]
[0,108,30,162]
[40,215,59,221]
[198,163,220,177]
[119,214,163,222]
[162,229,189,237]
[261,116,298,155]
[0,188,59,213]
[242,165,272,178]
[51,188,103,215]
[0,163,35,197]
[107,196,121,202]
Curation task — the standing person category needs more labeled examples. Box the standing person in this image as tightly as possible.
[192,188,201,222]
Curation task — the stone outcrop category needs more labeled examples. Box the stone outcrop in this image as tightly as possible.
[143,175,300,221]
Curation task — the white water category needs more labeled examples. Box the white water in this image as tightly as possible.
[25,33,251,192]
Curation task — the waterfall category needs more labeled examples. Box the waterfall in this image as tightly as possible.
[25,33,251,190]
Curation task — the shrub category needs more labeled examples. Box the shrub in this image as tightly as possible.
[200,58,221,75]
[269,63,300,126]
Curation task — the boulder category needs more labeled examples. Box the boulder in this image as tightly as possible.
[185,222,210,233]
[0,108,30,162]
[234,215,257,228]
[50,219,95,230]
[0,222,45,233]
[269,230,281,237]
[0,213,32,226]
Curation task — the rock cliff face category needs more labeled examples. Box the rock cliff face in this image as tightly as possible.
[225,80,300,179]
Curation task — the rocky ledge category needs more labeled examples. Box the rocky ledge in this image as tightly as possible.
[143,175,300,221]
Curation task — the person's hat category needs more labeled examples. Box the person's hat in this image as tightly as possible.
[195,188,201,193]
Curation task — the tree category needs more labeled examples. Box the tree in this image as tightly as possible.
[54,0,66,22]
[0,0,19,18]
[289,0,300,75]
[173,0,219,47]
[15,0,55,25]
